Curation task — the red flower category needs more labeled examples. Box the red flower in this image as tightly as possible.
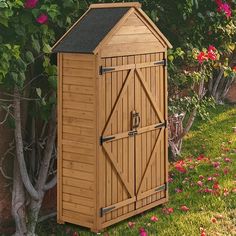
[208,45,216,52]
[24,0,38,8]
[72,232,79,236]
[223,188,229,196]
[36,13,48,24]
[215,0,232,18]
[223,167,230,175]
[212,162,220,168]
[211,218,217,223]
[128,221,136,228]
[180,205,189,212]
[233,66,236,72]
[199,175,204,180]
[207,51,217,61]
[150,216,159,222]
[162,207,174,215]
[139,228,148,236]
[197,52,207,64]
[213,183,220,190]
[175,161,187,173]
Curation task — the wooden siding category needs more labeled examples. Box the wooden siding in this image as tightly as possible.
[58,53,97,228]
[101,13,165,57]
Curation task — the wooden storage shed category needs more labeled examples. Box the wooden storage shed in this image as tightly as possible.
[52,2,172,232]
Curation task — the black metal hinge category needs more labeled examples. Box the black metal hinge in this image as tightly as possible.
[155,183,168,193]
[100,206,116,217]
[100,135,115,145]
[99,66,115,75]
[154,121,167,129]
[154,59,167,67]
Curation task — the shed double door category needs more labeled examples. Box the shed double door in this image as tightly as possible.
[100,53,167,222]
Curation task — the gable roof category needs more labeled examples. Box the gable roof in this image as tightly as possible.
[52,2,172,54]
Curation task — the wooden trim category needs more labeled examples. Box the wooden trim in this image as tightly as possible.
[102,144,134,197]
[136,68,164,122]
[135,9,172,49]
[93,8,135,54]
[102,69,134,135]
[52,8,91,51]
[136,128,164,196]
[90,2,141,9]
[101,197,136,216]
[57,53,63,223]
[136,184,166,201]
[101,197,168,229]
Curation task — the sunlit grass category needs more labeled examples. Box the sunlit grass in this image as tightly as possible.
[37,105,236,236]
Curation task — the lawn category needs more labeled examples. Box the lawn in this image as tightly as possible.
[38,105,236,236]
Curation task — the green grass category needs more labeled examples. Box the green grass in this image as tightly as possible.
[37,105,236,236]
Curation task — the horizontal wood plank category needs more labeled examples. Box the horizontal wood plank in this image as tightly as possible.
[108,34,157,45]
[63,168,94,182]
[63,76,94,86]
[63,185,94,198]
[63,117,94,129]
[62,140,94,151]
[63,193,94,206]
[63,202,94,216]
[63,152,94,164]
[63,160,94,173]
[63,68,94,78]
[62,210,94,228]
[63,133,95,144]
[116,26,150,35]
[63,53,94,62]
[62,144,95,156]
[63,177,94,190]
[63,109,95,120]
[63,126,95,137]
[63,60,94,69]
[63,101,94,111]
[63,84,95,95]
[63,92,95,104]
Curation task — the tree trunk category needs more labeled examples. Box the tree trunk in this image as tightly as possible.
[11,158,27,236]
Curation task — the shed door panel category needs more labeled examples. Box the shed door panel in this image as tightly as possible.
[134,52,167,208]
[100,56,136,222]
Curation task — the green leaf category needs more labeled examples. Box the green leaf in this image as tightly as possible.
[0,16,8,27]
[26,51,34,63]
[36,88,42,98]
[43,43,51,54]
[0,0,8,8]
[32,38,40,53]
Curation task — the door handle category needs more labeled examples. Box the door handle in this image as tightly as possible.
[131,111,141,130]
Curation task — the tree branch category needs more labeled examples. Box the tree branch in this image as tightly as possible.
[44,175,57,191]
[13,87,39,201]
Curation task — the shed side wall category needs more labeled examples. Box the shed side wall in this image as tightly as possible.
[58,53,97,229]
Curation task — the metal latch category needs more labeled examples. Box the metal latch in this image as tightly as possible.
[128,130,138,136]
[100,206,116,217]
[99,66,115,75]
[131,110,141,130]
[154,59,167,67]
[100,135,115,145]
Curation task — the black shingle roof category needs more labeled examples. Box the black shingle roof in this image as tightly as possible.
[52,7,130,53]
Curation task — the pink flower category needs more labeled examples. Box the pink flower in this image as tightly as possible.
[197,52,207,64]
[175,188,183,193]
[204,188,213,193]
[128,221,136,228]
[197,181,203,187]
[224,157,231,163]
[199,175,204,180]
[213,183,220,190]
[150,216,159,222]
[207,177,213,181]
[180,205,189,212]
[24,0,38,8]
[36,13,48,24]
[223,167,230,175]
[168,177,174,183]
[216,0,232,18]
[139,228,148,236]
[212,162,220,168]
[72,232,79,236]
